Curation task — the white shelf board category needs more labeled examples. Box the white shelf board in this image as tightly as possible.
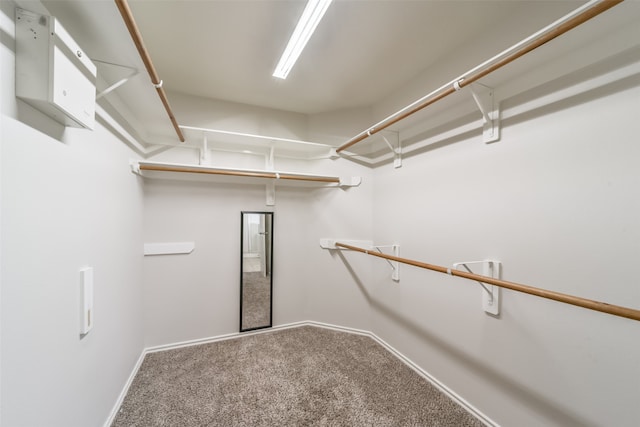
[144,242,195,256]
[180,126,337,160]
[131,160,361,188]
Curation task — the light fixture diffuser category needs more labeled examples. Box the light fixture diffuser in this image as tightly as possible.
[272,0,333,79]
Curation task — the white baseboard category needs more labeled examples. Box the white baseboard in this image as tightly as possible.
[145,321,309,354]
[367,331,497,427]
[103,350,146,427]
[105,321,497,427]
[303,321,497,427]
[103,322,310,426]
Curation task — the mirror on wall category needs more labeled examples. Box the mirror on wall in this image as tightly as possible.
[240,211,273,332]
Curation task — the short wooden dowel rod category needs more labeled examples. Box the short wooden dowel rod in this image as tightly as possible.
[335,242,640,322]
[139,164,340,183]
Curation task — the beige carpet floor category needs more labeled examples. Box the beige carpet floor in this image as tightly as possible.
[112,326,483,426]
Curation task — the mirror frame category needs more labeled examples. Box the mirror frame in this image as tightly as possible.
[240,211,274,332]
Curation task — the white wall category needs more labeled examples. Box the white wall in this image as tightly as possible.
[142,148,374,347]
[369,48,640,427]
[168,90,310,141]
[1,1,145,425]
[141,158,268,346]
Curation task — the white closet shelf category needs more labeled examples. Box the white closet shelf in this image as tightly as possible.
[130,160,361,188]
[180,125,337,160]
[337,0,636,164]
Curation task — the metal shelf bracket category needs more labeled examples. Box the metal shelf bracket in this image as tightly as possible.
[453,259,501,316]
[373,244,400,281]
[94,59,139,100]
[266,146,276,206]
[379,130,402,168]
[319,240,398,281]
[199,134,210,165]
[468,83,500,144]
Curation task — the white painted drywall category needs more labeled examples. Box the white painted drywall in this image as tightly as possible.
[1,1,145,425]
[141,148,374,347]
[370,41,640,427]
[0,3,4,417]
[167,90,309,142]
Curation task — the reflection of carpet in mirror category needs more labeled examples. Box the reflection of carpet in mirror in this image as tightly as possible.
[242,272,270,330]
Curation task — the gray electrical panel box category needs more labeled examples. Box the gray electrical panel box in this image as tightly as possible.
[15,8,97,129]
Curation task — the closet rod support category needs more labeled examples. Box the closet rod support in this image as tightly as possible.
[336,0,622,153]
[334,242,640,322]
[199,134,210,165]
[453,260,501,315]
[93,60,140,99]
[374,244,400,281]
[468,84,500,143]
[454,262,492,295]
[266,181,276,206]
[379,131,402,168]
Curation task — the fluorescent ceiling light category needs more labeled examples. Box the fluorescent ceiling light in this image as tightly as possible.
[272,0,333,79]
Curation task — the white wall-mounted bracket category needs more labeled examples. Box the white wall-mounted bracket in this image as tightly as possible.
[93,59,139,100]
[452,260,501,316]
[266,146,275,171]
[130,159,141,175]
[379,130,402,168]
[199,134,210,165]
[319,240,398,281]
[144,242,195,256]
[266,181,276,206]
[265,146,276,205]
[338,176,362,187]
[373,244,400,281]
[468,83,500,144]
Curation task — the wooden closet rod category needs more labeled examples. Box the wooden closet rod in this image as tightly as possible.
[336,0,623,153]
[335,242,640,322]
[114,0,185,142]
[139,163,341,183]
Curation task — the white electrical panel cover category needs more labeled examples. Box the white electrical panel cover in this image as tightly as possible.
[15,8,96,129]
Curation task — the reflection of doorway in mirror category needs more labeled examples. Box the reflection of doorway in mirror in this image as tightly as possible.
[242,213,263,273]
